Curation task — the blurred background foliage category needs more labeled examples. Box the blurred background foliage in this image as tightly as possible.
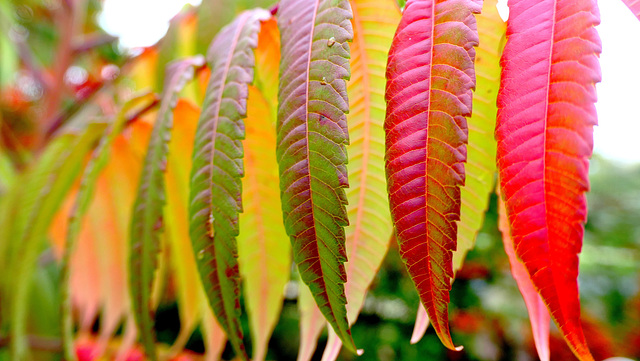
[0,0,639,360]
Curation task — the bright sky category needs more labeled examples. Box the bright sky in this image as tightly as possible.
[100,0,640,164]
[99,0,202,48]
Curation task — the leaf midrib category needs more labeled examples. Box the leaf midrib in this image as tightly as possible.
[423,0,438,334]
[541,1,585,354]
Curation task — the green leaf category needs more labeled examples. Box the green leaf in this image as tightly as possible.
[314,0,400,358]
[129,56,204,361]
[0,151,16,194]
[58,93,155,361]
[5,120,106,361]
[160,99,229,359]
[188,9,269,361]
[0,1,18,87]
[276,0,356,352]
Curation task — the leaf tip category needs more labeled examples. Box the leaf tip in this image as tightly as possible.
[410,303,429,344]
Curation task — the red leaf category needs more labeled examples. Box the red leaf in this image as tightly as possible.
[384,0,481,350]
[498,195,550,361]
[496,1,601,360]
[621,0,640,20]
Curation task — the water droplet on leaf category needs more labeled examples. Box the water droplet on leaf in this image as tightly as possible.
[327,37,336,47]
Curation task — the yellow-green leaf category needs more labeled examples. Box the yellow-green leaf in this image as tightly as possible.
[237,16,292,361]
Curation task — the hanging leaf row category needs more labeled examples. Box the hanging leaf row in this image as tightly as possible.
[2,0,623,360]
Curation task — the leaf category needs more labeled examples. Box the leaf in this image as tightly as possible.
[621,0,640,20]
[50,193,101,334]
[335,0,400,333]
[276,0,356,352]
[156,12,199,92]
[129,56,204,361]
[0,1,18,87]
[498,193,550,361]
[188,9,269,360]
[384,0,481,350]
[59,93,155,361]
[0,151,16,194]
[453,0,503,274]
[165,100,207,351]
[252,16,280,117]
[411,0,505,343]
[237,17,291,361]
[99,123,159,357]
[297,277,327,361]
[201,299,228,361]
[164,100,228,359]
[410,302,430,344]
[5,122,105,361]
[196,0,276,54]
[496,0,601,360]
[293,0,401,358]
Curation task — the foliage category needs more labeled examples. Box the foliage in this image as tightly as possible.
[0,0,639,360]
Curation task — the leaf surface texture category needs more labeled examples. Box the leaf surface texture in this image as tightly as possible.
[384,0,481,349]
[299,0,401,358]
[411,0,504,342]
[496,0,601,359]
[276,0,356,352]
[188,9,269,360]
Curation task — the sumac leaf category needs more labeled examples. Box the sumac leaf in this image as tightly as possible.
[384,0,481,350]
[411,0,504,343]
[276,0,356,352]
[410,302,430,344]
[296,0,401,358]
[188,9,269,360]
[621,0,640,20]
[9,121,106,361]
[498,194,550,361]
[496,0,601,360]
[129,56,204,361]
[56,93,154,361]
[237,16,292,361]
[165,100,228,359]
[297,277,328,361]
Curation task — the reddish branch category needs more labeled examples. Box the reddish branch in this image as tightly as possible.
[39,1,77,148]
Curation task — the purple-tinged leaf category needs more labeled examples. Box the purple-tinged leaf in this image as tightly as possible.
[276,0,357,352]
[188,9,270,361]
